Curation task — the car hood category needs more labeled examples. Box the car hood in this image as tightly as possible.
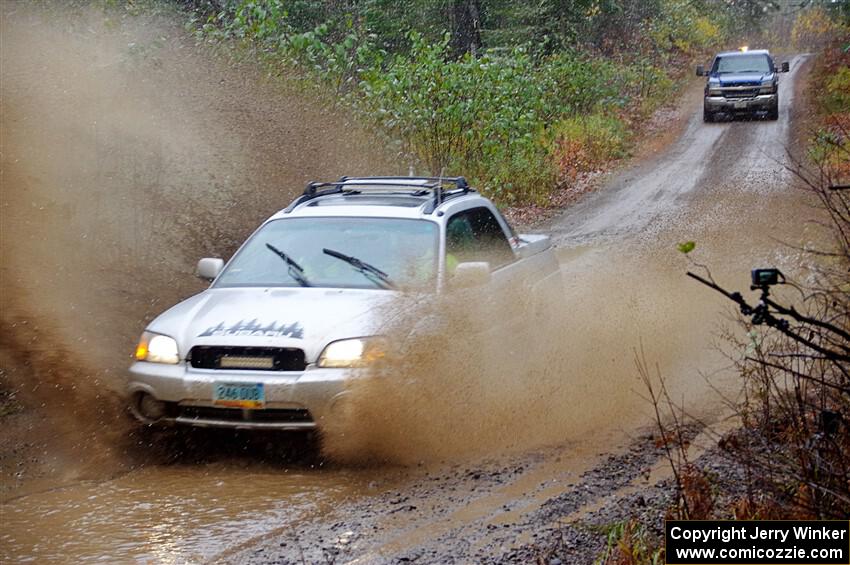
[146,287,399,362]
[712,72,773,86]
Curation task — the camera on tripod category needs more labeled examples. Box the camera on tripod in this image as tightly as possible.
[751,268,784,289]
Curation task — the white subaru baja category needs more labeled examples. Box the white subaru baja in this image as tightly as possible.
[127,177,561,430]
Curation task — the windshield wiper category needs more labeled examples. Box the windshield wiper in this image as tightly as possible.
[322,248,395,290]
[265,243,311,287]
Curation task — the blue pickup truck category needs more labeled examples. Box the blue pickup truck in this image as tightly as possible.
[697,49,790,122]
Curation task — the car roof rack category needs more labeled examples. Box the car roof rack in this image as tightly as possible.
[283,176,474,214]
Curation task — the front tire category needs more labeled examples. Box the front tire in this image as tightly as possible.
[767,102,779,121]
[703,109,715,123]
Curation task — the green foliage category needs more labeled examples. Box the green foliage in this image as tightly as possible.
[355,34,670,203]
[677,241,696,254]
[720,0,781,36]
[358,33,555,203]
[187,0,752,204]
[543,54,628,116]
[792,7,850,50]
[595,519,664,565]
[649,0,722,56]
[357,0,451,52]
[822,66,850,115]
[216,0,290,42]
[808,36,850,182]
[285,22,385,95]
[550,114,630,180]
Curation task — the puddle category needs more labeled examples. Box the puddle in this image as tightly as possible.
[1,463,388,564]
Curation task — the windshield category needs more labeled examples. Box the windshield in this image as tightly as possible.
[713,54,772,74]
[215,217,438,290]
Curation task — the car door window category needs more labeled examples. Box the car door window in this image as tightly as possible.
[445,207,515,270]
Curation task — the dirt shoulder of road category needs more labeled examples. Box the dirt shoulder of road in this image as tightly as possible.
[506,430,752,564]
[224,421,754,564]
[788,49,815,162]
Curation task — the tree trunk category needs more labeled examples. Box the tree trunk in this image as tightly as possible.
[450,0,482,57]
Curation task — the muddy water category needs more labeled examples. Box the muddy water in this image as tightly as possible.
[1,464,387,564]
[0,241,769,563]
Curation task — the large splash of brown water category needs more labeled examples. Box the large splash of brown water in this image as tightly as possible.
[0,2,393,486]
[319,244,745,464]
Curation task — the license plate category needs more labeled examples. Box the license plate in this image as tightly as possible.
[213,382,265,408]
[734,101,747,109]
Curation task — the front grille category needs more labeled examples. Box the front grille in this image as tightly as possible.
[724,88,759,99]
[189,346,306,371]
[177,405,313,423]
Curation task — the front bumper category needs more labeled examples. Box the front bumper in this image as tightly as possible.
[704,93,777,113]
[127,362,354,430]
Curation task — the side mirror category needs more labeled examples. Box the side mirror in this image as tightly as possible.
[451,262,491,289]
[196,258,224,281]
[781,61,790,73]
[514,234,551,258]
[696,65,705,77]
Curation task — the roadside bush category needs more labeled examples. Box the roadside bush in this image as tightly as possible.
[728,220,850,518]
[357,37,664,203]
[285,22,385,95]
[597,519,664,565]
[823,67,850,115]
[358,34,559,203]
[198,0,289,43]
[622,63,675,117]
[792,7,848,51]
[551,114,629,181]
[543,53,627,116]
[809,37,850,181]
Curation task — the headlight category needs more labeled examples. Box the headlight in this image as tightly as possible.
[760,80,775,94]
[135,331,180,364]
[708,88,722,96]
[318,337,387,368]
